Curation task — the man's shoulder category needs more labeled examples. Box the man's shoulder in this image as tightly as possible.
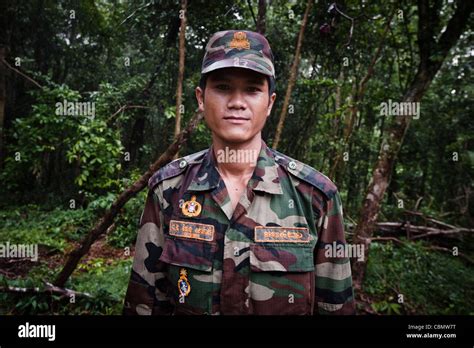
[270,148,338,200]
[148,148,209,190]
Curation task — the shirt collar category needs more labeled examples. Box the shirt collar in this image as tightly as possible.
[186,140,283,195]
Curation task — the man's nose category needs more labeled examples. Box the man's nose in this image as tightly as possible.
[227,90,247,110]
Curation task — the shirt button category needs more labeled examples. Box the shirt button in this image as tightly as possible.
[288,161,297,170]
[179,160,187,168]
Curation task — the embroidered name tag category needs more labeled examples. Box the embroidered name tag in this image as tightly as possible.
[254,226,310,243]
[169,220,215,242]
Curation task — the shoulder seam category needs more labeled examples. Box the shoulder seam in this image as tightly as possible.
[147,148,209,190]
[270,148,337,200]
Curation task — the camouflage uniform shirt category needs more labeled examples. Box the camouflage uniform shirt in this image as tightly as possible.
[123,141,355,315]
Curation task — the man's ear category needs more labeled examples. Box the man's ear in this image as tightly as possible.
[195,86,205,113]
[267,92,276,117]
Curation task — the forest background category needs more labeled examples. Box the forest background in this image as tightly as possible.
[0,0,472,315]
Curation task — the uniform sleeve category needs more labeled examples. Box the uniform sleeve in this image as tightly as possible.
[123,189,174,315]
[313,190,356,315]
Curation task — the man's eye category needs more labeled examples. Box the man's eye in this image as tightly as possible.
[247,87,261,92]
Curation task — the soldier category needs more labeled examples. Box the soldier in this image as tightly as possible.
[123,30,356,315]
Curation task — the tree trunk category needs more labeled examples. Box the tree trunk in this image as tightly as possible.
[352,0,474,290]
[0,46,6,168]
[0,1,11,170]
[329,11,395,180]
[256,0,267,34]
[54,111,204,287]
[173,0,187,159]
[127,115,146,167]
[127,54,168,167]
[272,0,312,150]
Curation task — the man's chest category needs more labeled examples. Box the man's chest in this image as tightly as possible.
[221,176,248,213]
[156,180,321,314]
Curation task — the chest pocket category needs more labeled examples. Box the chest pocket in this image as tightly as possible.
[249,242,315,315]
[159,221,216,315]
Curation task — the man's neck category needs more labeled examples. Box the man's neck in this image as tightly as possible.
[212,135,262,179]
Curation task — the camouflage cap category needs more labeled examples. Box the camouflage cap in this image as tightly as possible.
[201,30,276,80]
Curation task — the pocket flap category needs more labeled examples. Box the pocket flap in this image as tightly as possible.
[159,236,215,272]
[250,244,315,272]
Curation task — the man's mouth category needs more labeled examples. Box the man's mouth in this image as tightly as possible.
[223,115,250,122]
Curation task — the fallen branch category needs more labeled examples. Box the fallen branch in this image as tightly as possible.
[369,236,406,245]
[410,229,472,240]
[53,110,204,287]
[0,281,92,299]
[369,237,473,265]
[423,246,474,265]
[375,221,473,239]
[403,210,458,229]
[0,258,36,264]
[0,269,17,278]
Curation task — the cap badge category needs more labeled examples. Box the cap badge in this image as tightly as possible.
[229,31,250,50]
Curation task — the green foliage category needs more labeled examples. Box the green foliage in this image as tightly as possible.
[66,83,130,192]
[0,258,131,315]
[1,82,131,197]
[0,277,51,315]
[364,241,474,315]
[71,258,132,304]
[371,298,402,315]
[0,205,95,250]
[1,86,80,192]
[66,117,124,191]
[106,190,146,249]
[0,203,135,315]
[78,170,147,249]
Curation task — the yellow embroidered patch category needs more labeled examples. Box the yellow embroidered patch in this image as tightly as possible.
[181,195,202,217]
[169,220,215,242]
[178,268,191,297]
[229,31,250,50]
[254,226,310,243]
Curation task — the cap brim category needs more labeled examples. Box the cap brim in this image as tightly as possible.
[201,58,273,78]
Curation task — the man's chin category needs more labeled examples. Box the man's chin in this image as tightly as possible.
[213,132,259,145]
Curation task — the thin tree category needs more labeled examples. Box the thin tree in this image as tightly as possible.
[329,10,395,180]
[0,46,6,168]
[174,0,187,159]
[256,0,267,34]
[272,0,313,150]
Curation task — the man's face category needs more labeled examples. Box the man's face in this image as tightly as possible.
[195,67,276,145]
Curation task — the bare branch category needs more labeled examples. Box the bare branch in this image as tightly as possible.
[0,281,92,299]
[247,0,258,29]
[1,58,42,88]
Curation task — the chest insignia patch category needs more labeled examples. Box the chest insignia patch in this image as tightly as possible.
[178,268,191,298]
[169,220,215,242]
[182,195,202,217]
[254,226,311,243]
